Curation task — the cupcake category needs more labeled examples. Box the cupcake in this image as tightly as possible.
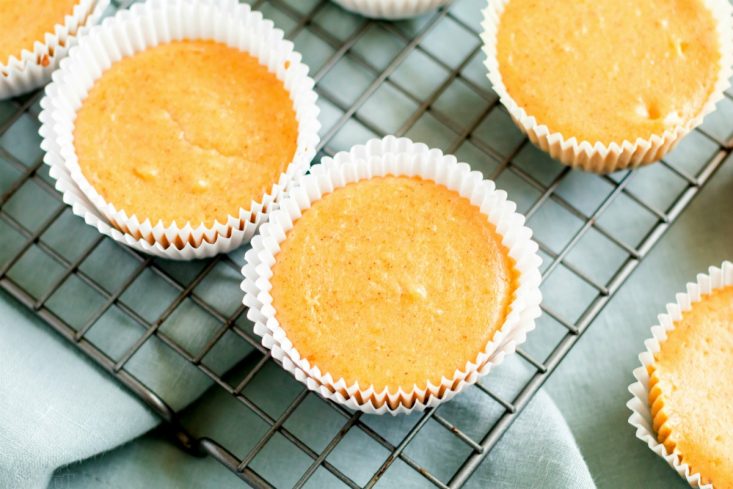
[0,0,108,99]
[242,136,542,414]
[482,0,733,173]
[628,262,733,488]
[39,0,320,260]
[330,0,452,19]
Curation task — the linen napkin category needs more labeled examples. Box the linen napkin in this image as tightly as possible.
[0,289,595,488]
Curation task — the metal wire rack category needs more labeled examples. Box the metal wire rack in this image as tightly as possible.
[1,0,732,487]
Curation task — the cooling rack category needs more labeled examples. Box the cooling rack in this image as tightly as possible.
[1,0,732,487]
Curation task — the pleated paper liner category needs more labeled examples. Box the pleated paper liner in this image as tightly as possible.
[241,136,543,414]
[330,0,453,19]
[0,0,108,99]
[39,0,320,260]
[481,0,733,173]
[627,261,733,489]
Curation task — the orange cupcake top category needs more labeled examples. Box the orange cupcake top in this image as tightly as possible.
[270,176,517,393]
[649,285,733,488]
[74,40,298,227]
[497,0,721,145]
[0,0,80,62]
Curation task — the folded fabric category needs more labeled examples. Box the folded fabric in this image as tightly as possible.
[0,290,156,489]
[44,354,595,489]
[0,285,596,488]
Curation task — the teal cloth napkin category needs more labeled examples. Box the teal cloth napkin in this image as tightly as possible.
[0,292,158,489]
[0,294,595,488]
[48,390,596,489]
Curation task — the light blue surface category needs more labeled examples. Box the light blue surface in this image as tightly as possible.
[0,0,732,487]
[0,291,158,489]
[545,155,733,489]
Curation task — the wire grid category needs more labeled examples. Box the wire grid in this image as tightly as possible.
[1,0,732,487]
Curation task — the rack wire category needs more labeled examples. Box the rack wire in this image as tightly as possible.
[1,0,732,487]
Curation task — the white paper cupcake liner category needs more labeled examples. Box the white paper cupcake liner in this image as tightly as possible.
[0,0,108,99]
[38,0,320,260]
[241,136,543,414]
[330,0,453,19]
[627,261,733,489]
[481,0,733,173]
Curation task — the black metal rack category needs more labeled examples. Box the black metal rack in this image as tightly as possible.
[1,0,731,487]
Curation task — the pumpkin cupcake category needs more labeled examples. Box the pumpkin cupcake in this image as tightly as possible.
[482,0,733,172]
[629,262,733,488]
[40,0,320,260]
[242,136,543,414]
[0,0,108,98]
